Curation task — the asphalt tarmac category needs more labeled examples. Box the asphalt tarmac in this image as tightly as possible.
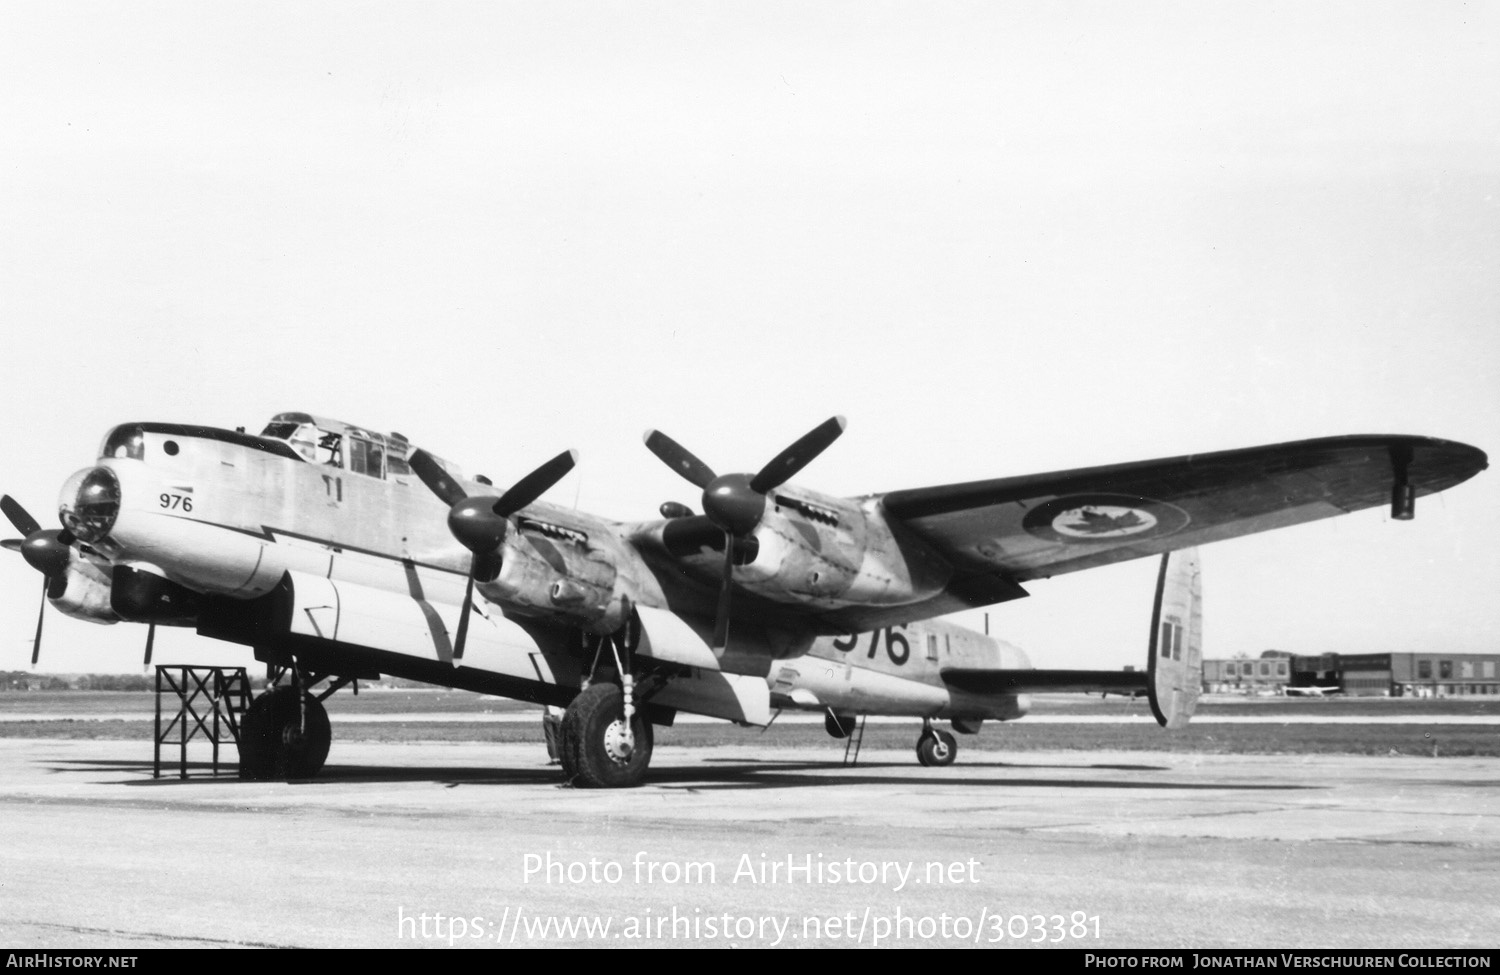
[1,739,1496,949]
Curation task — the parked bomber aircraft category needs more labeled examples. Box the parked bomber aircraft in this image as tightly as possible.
[1,414,1486,786]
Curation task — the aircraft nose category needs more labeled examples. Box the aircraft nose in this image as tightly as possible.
[58,466,121,543]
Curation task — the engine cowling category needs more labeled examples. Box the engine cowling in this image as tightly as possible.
[110,565,202,625]
[49,559,118,624]
[483,522,631,633]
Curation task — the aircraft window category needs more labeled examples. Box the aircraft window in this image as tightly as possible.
[280,425,339,464]
[926,634,939,661]
[348,438,385,478]
[1159,622,1173,658]
[387,452,411,477]
[317,431,343,467]
[101,425,145,460]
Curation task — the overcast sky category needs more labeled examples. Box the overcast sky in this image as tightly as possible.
[1,2,1496,675]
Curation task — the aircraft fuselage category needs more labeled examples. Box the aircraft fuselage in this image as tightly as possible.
[51,416,1030,726]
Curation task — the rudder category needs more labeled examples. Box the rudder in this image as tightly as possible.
[1147,547,1202,729]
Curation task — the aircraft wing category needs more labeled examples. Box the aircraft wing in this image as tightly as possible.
[878,434,1486,583]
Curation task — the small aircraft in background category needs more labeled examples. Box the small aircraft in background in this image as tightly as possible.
[1,412,1485,786]
[1284,685,1343,698]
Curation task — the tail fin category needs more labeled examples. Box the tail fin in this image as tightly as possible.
[1147,547,1203,729]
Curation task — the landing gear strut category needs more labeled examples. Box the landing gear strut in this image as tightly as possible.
[916,721,957,767]
[559,609,654,788]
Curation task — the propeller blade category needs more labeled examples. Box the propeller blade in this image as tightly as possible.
[1,539,20,551]
[143,621,156,667]
[643,430,718,489]
[452,570,476,665]
[750,416,847,494]
[711,532,736,650]
[1,496,41,537]
[408,449,468,507]
[31,577,46,665]
[492,449,579,518]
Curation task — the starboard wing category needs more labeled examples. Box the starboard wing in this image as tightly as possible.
[879,434,1485,584]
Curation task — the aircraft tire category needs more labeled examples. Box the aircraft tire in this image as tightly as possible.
[915,729,957,768]
[560,683,653,788]
[237,686,331,781]
[825,712,858,739]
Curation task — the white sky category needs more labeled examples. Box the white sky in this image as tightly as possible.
[1,2,1496,675]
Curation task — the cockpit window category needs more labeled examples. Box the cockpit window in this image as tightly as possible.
[259,414,415,477]
[317,431,342,466]
[348,437,384,478]
[262,420,341,464]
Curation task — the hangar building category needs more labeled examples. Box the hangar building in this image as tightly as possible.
[1204,651,1500,697]
[1295,652,1500,697]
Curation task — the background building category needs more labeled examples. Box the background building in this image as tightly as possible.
[1203,651,1291,694]
[1204,651,1500,697]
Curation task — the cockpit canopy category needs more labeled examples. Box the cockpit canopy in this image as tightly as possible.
[259,412,448,481]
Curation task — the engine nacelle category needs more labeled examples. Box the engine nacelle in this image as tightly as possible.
[110,564,203,625]
[653,493,954,611]
[483,519,631,633]
[49,559,118,625]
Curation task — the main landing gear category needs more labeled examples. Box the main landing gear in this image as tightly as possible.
[559,683,654,788]
[916,720,957,768]
[558,611,655,789]
[238,662,354,781]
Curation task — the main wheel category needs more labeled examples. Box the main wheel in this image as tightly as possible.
[237,686,331,780]
[559,683,653,788]
[915,728,957,768]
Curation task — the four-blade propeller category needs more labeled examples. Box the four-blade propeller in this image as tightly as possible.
[408,448,578,663]
[643,416,846,648]
[1,495,74,664]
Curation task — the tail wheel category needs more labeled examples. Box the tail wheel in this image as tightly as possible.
[238,686,331,780]
[916,728,957,768]
[559,683,653,788]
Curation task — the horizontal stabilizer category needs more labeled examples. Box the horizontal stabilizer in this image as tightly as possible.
[941,668,1147,696]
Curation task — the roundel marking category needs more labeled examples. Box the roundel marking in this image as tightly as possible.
[1022,494,1190,544]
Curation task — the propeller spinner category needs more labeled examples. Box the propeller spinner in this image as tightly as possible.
[643,416,846,648]
[408,449,577,663]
